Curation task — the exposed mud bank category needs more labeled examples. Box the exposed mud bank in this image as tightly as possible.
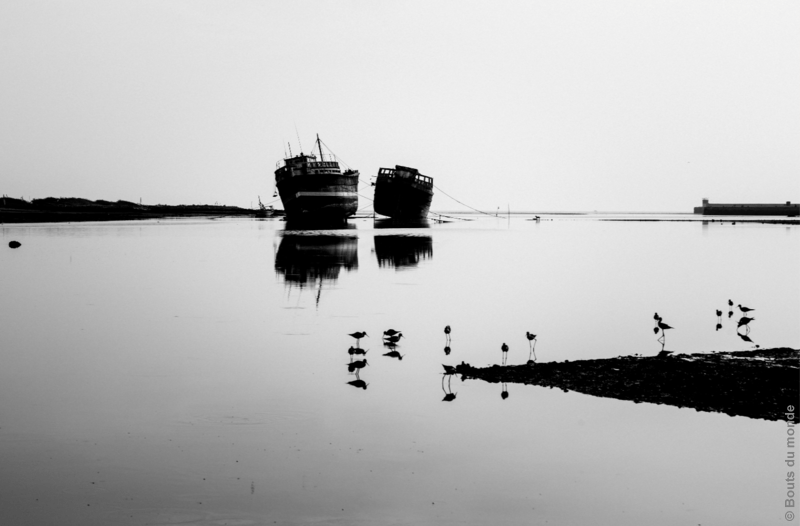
[454,348,799,422]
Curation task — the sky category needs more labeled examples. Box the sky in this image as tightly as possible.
[1,0,798,212]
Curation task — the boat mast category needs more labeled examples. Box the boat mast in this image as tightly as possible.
[317,134,324,162]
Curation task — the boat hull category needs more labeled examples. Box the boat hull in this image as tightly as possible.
[277,173,359,222]
[373,170,433,222]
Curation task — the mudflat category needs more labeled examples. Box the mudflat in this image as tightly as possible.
[454,347,799,422]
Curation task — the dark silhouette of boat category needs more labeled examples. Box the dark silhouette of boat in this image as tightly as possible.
[274,135,359,222]
[373,165,433,221]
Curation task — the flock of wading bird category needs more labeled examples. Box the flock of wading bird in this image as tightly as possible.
[343,330,407,390]
[346,302,759,398]
[344,326,540,401]
[654,299,758,354]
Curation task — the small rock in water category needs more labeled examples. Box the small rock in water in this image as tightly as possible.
[9,241,21,249]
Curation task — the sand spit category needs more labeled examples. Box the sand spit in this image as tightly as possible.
[454,347,799,422]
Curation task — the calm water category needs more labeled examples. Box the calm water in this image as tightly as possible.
[1,215,798,526]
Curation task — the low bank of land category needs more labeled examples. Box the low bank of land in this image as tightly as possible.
[454,348,799,422]
[0,197,279,223]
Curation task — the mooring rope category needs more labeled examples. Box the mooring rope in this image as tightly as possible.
[433,184,497,217]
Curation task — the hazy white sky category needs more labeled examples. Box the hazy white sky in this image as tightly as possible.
[1,1,798,212]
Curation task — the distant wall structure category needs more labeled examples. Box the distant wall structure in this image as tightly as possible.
[693,198,799,216]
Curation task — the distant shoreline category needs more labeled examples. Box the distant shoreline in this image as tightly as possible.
[3,198,799,224]
[0,196,283,223]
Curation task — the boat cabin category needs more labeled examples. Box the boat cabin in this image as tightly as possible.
[275,153,342,184]
[377,165,433,188]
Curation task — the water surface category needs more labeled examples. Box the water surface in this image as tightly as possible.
[1,215,797,525]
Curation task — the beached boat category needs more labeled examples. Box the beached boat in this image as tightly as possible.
[274,135,359,222]
[373,165,433,222]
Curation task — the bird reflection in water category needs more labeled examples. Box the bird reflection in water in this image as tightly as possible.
[346,369,368,390]
[715,309,723,331]
[347,358,368,374]
[374,234,433,269]
[345,336,369,389]
[737,316,756,346]
[441,373,457,402]
[444,345,451,356]
[383,334,403,345]
[383,350,404,360]
[275,230,358,307]
[348,346,367,357]
[501,382,509,400]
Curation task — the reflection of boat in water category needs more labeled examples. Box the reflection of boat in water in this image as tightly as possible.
[373,165,433,221]
[275,234,358,288]
[274,135,359,222]
[374,218,430,229]
[374,235,433,269]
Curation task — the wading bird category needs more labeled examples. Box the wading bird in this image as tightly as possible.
[348,331,368,346]
[347,346,367,356]
[383,329,402,338]
[444,325,451,343]
[501,343,509,365]
[738,304,755,315]
[656,319,673,349]
[346,369,368,389]
[347,359,368,373]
